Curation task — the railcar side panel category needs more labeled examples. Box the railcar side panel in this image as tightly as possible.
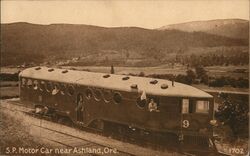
[19,67,215,139]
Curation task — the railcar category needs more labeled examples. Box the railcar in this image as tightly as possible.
[19,67,218,153]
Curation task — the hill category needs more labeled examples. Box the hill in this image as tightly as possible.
[1,21,248,66]
[158,19,249,39]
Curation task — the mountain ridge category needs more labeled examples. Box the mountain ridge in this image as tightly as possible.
[1,19,248,66]
[158,19,249,39]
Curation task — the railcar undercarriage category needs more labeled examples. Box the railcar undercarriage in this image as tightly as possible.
[32,104,219,156]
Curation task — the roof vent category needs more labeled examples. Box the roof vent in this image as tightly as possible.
[161,84,168,89]
[103,74,110,78]
[62,70,68,74]
[35,67,41,70]
[122,76,130,80]
[150,79,158,84]
[131,84,138,89]
[48,68,54,72]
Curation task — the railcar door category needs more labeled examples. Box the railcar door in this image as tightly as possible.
[76,93,85,123]
[180,98,213,148]
[181,98,211,132]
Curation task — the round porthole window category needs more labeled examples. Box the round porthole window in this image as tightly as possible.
[40,81,45,91]
[67,85,75,96]
[94,89,102,101]
[85,88,93,100]
[60,84,66,95]
[113,92,122,104]
[27,79,33,88]
[33,80,38,90]
[52,83,60,95]
[46,82,53,92]
[102,89,112,103]
[136,97,147,108]
[21,78,26,87]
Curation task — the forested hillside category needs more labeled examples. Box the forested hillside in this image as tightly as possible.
[1,21,248,66]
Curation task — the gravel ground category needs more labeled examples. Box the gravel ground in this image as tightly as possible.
[0,108,61,155]
[0,100,182,156]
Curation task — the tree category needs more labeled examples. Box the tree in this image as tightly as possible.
[175,74,189,84]
[110,65,114,74]
[195,65,207,79]
[201,74,209,85]
[186,69,196,84]
[215,93,249,138]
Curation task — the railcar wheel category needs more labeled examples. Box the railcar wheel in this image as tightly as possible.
[51,113,58,122]
[35,107,43,114]
[90,120,105,131]
[34,105,45,113]
[118,125,127,134]
[58,117,73,127]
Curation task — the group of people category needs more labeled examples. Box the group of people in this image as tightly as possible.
[77,91,158,116]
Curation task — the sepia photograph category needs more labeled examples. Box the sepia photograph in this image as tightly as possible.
[0,0,249,155]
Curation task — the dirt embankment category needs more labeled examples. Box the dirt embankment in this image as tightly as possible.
[0,108,59,155]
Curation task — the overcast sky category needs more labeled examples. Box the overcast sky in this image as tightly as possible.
[1,0,249,29]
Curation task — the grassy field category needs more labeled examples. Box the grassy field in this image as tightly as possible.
[62,65,249,78]
[0,81,19,87]
[1,65,248,78]
[0,67,23,74]
[0,87,19,99]
[192,84,249,94]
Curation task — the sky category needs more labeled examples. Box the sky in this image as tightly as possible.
[1,0,249,29]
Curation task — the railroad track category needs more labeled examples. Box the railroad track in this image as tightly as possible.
[2,99,232,156]
[0,99,183,156]
[30,124,133,156]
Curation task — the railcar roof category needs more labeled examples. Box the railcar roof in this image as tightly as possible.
[19,67,213,98]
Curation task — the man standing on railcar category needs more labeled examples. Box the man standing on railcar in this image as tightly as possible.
[76,94,84,122]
